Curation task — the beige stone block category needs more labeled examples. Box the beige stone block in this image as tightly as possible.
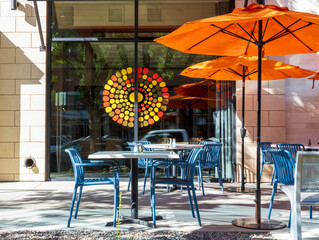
[20,111,45,126]
[0,126,30,142]
[253,126,286,143]
[0,64,31,79]
[17,173,45,181]
[0,49,15,63]
[16,48,46,64]
[1,33,32,48]
[268,79,285,95]
[0,174,15,181]
[1,2,32,17]
[0,111,15,126]
[0,159,19,173]
[236,94,253,111]
[30,126,45,141]
[16,17,46,32]
[287,123,307,129]
[0,80,15,94]
[16,142,45,158]
[243,80,269,95]
[253,94,285,111]
[269,111,285,126]
[238,110,269,127]
[31,33,46,48]
[0,17,15,32]
[0,96,20,110]
[16,79,45,95]
[287,112,312,123]
[20,95,31,110]
[31,1,47,17]
[30,95,45,110]
[31,63,45,79]
[0,143,15,157]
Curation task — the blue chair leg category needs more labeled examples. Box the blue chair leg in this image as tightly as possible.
[271,167,275,185]
[217,166,224,193]
[186,186,195,218]
[166,166,170,193]
[180,167,185,192]
[150,168,156,226]
[191,184,202,226]
[142,167,148,195]
[288,210,291,228]
[197,167,201,190]
[67,185,78,227]
[260,162,264,181]
[113,183,119,227]
[127,170,132,192]
[310,206,313,219]
[74,186,83,219]
[268,181,277,219]
[199,168,205,196]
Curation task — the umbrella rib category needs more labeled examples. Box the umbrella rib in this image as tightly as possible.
[206,24,257,46]
[244,21,258,55]
[224,68,243,77]
[237,22,259,43]
[188,23,235,51]
[208,69,222,78]
[264,18,314,51]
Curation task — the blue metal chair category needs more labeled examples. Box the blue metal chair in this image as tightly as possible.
[150,148,203,227]
[65,148,119,227]
[267,149,295,222]
[196,143,223,195]
[127,141,170,195]
[260,142,275,184]
[277,143,305,163]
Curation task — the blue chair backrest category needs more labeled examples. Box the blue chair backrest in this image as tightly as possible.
[65,148,85,183]
[200,143,222,168]
[199,140,218,145]
[277,143,305,162]
[127,141,151,168]
[184,148,203,182]
[260,141,273,164]
[268,149,295,185]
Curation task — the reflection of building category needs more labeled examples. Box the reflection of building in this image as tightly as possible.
[0,0,318,183]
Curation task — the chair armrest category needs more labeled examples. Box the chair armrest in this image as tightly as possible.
[151,160,188,168]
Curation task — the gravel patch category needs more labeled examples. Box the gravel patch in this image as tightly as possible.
[0,230,276,240]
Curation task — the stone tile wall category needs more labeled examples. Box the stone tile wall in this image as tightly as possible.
[0,0,46,181]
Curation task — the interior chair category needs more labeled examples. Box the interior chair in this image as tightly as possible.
[260,141,275,185]
[65,148,119,227]
[150,148,203,227]
[284,152,319,240]
[196,143,223,195]
[127,141,170,195]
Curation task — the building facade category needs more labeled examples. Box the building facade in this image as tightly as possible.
[0,0,318,182]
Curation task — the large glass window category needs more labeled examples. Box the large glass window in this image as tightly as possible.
[49,0,235,179]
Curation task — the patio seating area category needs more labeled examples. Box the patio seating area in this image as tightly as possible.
[1,180,319,239]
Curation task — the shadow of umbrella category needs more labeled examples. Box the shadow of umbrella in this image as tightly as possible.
[155,2,319,230]
[180,56,315,193]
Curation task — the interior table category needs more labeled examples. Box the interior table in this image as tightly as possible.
[88,151,179,227]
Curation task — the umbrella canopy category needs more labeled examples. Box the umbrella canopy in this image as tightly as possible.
[180,56,315,193]
[168,94,226,109]
[155,3,319,228]
[180,56,315,81]
[155,3,319,57]
[174,79,232,99]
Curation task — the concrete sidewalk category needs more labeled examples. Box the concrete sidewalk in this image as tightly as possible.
[0,180,318,239]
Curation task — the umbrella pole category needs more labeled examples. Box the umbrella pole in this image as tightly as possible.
[232,20,286,230]
[240,70,247,192]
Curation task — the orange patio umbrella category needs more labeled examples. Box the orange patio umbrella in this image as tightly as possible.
[155,3,319,229]
[180,56,315,193]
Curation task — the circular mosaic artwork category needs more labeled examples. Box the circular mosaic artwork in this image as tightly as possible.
[102,67,169,127]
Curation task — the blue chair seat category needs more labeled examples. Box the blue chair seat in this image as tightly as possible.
[81,178,116,186]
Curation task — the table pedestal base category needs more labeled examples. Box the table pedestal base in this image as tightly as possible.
[232,218,286,230]
[105,216,163,228]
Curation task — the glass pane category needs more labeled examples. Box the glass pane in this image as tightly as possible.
[52,1,135,38]
[50,41,134,176]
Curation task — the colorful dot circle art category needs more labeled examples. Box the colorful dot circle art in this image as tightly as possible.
[103,67,169,128]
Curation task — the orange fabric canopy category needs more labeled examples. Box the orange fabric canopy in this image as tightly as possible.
[180,56,315,81]
[155,3,319,57]
[167,94,225,109]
